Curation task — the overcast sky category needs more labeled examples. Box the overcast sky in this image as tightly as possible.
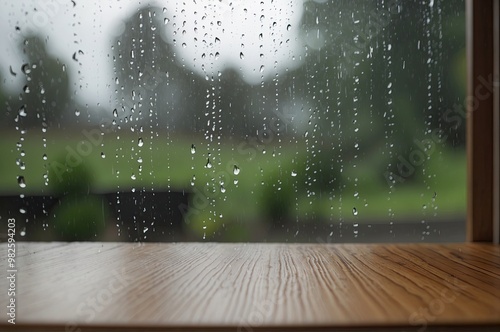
[0,0,306,109]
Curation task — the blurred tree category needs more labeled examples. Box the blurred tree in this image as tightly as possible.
[7,36,71,129]
[112,6,207,133]
[298,0,466,184]
[0,73,6,127]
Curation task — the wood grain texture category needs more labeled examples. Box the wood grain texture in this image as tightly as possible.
[0,243,499,331]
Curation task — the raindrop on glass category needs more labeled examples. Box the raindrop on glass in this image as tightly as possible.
[21,63,31,74]
[17,176,26,188]
[9,65,17,76]
[205,158,212,169]
[18,105,27,117]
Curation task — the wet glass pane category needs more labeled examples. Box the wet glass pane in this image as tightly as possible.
[0,0,466,242]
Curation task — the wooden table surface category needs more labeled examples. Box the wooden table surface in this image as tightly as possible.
[1,242,499,331]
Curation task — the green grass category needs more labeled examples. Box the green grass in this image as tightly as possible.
[0,129,466,234]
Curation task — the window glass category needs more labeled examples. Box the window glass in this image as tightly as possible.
[0,0,466,242]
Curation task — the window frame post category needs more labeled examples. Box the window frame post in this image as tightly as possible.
[466,0,499,243]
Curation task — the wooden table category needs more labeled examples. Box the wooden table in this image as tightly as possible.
[1,242,499,331]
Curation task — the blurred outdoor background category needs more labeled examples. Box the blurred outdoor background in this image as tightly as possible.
[0,0,466,242]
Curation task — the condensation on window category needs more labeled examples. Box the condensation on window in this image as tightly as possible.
[0,0,466,242]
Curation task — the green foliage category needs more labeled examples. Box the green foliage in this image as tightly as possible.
[48,155,108,241]
[52,195,107,241]
[48,155,94,197]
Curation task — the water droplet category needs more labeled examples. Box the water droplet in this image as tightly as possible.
[42,154,48,161]
[131,173,136,180]
[191,144,196,154]
[19,208,26,214]
[143,227,148,233]
[138,138,144,147]
[259,65,265,73]
[287,24,292,31]
[233,165,240,175]
[21,63,31,74]
[9,65,17,76]
[205,158,212,169]
[18,105,27,117]
[164,17,170,25]
[17,176,26,188]
[291,171,297,177]
[20,227,26,237]
[240,52,244,59]
[23,85,30,93]
[220,185,226,193]
[352,207,358,216]
[101,152,106,159]
[113,109,118,117]
[75,109,80,116]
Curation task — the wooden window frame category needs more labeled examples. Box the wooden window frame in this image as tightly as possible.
[466,0,500,243]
